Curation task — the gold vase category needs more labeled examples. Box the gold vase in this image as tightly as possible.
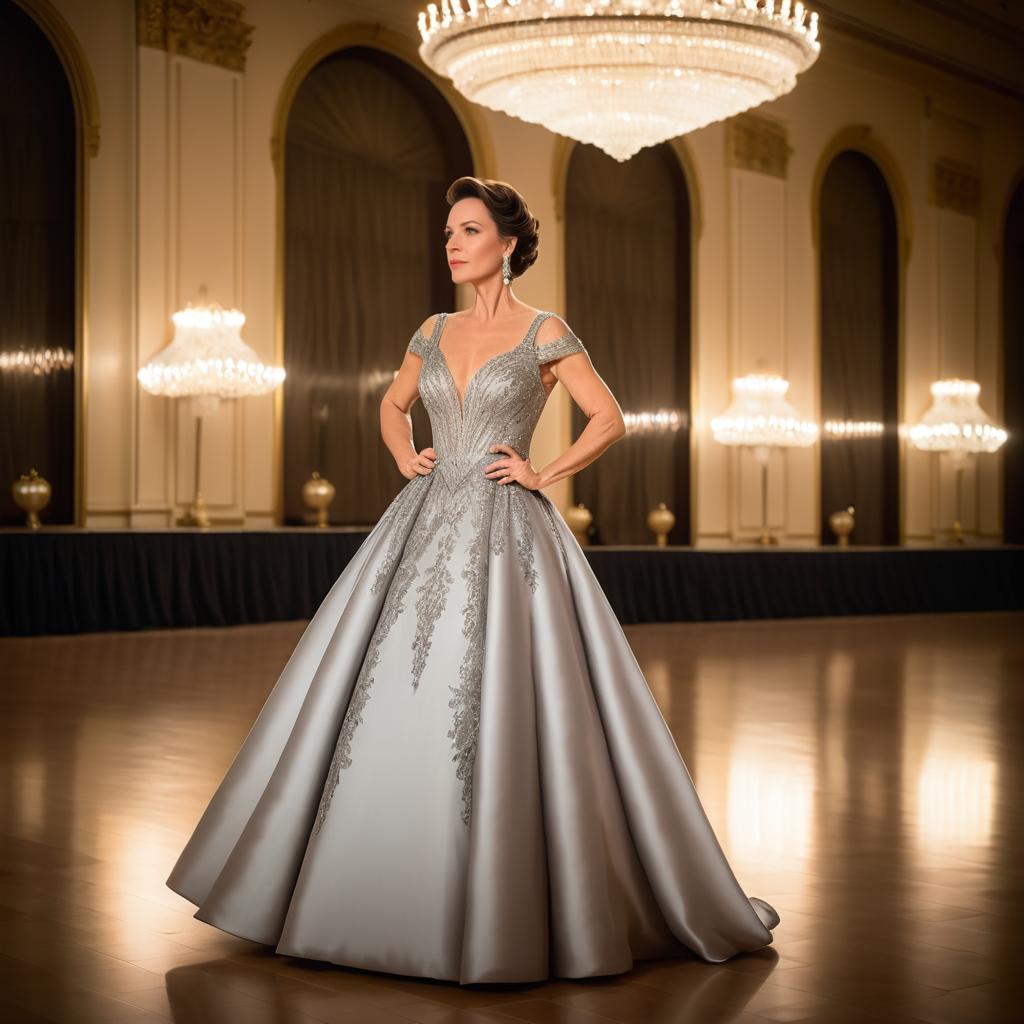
[563,502,592,547]
[828,505,856,547]
[302,471,336,528]
[646,502,675,547]
[12,467,52,530]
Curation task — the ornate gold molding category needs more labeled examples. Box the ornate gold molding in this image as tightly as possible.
[930,157,981,217]
[726,113,791,179]
[136,0,253,72]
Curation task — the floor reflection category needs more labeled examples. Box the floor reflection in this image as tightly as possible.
[1,611,1021,1023]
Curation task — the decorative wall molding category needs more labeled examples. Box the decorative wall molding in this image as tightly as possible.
[811,0,1024,101]
[136,0,253,72]
[15,0,101,156]
[931,157,981,216]
[726,113,791,180]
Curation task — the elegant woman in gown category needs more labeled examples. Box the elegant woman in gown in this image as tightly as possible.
[166,175,780,984]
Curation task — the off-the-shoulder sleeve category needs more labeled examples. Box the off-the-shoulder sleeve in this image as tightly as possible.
[407,327,429,358]
[535,326,587,364]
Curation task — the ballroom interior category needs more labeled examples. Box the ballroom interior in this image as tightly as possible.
[1,0,1022,1022]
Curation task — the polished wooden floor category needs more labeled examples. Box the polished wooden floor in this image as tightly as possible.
[1,611,1021,1023]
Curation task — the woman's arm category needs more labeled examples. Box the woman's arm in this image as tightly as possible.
[534,318,626,489]
[380,315,438,480]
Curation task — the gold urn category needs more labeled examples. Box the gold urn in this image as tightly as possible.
[12,467,52,529]
[828,505,856,547]
[302,471,336,528]
[646,502,675,547]
[563,502,592,547]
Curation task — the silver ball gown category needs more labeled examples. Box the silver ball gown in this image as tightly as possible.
[165,310,780,984]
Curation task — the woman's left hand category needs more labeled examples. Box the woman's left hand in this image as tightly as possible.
[484,444,542,490]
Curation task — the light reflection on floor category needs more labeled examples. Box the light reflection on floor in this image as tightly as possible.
[1,610,1021,1023]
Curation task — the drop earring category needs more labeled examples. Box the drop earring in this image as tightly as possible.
[502,253,512,286]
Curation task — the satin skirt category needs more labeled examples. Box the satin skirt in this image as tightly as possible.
[165,472,779,983]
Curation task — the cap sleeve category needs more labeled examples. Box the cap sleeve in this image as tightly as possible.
[407,327,429,359]
[535,324,587,364]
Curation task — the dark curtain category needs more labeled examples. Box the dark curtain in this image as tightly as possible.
[819,151,899,545]
[1003,180,1024,544]
[0,1,76,526]
[565,143,691,545]
[283,47,470,525]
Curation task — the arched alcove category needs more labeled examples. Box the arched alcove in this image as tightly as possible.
[1003,176,1024,543]
[563,142,693,545]
[0,0,77,525]
[818,149,900,545]
[280,46,473,525]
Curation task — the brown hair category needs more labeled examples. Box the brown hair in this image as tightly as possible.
[445,176,540,279]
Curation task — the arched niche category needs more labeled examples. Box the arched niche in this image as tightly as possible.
[561,141,694,545]
[1,0,84,525]
[277,45,473,526]
[817,149,900,545]
[1002,175,1024,543]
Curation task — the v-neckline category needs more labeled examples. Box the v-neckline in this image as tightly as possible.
[435,310,546,417]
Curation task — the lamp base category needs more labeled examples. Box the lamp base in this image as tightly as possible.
[177,492,211,529]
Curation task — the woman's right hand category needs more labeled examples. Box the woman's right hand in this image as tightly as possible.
[399,447,437,480]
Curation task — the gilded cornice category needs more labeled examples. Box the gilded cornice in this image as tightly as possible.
[136,0,253,72]
[930,157,981,216]
[726,113,791,180]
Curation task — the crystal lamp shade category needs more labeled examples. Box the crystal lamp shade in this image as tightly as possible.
[137,303,285,399]
[710,373,818,448]
[417,0,821,162]
[908,378,1008,454]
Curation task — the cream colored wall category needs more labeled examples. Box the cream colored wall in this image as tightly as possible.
[54,1,1022,541]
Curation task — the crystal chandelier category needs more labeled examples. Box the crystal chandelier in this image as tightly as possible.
[138,299,285,528]
[908,378,1007,455]
[908,378,1007,543]
[710,373,818,449]
[138,302,285,405]
[711,373,817,544]
[416,0,822,161]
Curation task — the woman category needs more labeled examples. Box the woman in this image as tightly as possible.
[166,176,780,984]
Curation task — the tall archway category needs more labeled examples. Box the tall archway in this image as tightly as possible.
[280,46,473,526]
[1003,176,1024,543]
[0,0,78,525]
[818,149,900,545]
[564,142,693,545]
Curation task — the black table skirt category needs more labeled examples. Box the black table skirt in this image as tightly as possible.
[1,529,1021,637]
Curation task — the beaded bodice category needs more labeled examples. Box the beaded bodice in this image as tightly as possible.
[406,311,587,493]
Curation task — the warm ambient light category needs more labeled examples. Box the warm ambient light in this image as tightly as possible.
[623,408,685,434]
[0,347,75,375]
[823,420,885,438]
[416,0,821,161]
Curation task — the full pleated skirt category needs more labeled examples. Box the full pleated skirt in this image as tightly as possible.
[165,472,778,983]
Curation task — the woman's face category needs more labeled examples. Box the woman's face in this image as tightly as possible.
[443,197,512,285]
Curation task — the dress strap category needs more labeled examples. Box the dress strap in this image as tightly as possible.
[429,311,448,346]
[407,312,447,359]
[534,316,587,364]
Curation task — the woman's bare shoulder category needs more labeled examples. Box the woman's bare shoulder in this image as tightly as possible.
[535,313,572,345]
[417,313,441,338]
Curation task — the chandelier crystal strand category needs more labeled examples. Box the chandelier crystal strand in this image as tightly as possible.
[417,0,821,161]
